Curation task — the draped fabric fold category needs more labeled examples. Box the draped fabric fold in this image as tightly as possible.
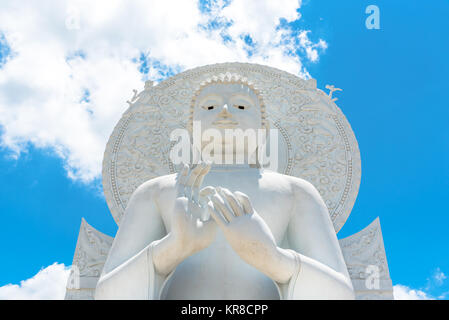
[275,250,355,300]
[95,242,173,300]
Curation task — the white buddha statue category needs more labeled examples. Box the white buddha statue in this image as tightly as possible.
[95,76,355,300]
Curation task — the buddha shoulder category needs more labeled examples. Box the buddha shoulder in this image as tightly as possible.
[127,173,178,204]
[261,170,322,201]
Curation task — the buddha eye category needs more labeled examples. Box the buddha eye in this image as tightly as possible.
[235,105,246,110]
[202,105,215,110]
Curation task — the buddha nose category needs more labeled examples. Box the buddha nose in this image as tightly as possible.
[218,104,232,118]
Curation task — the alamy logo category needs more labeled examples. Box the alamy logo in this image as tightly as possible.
[365,265,380,290]
[365,5,381,30]
[170,121,279,171]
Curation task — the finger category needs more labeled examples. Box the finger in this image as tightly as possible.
[198,186,215,220]
[207,201,227,227]
[199,186,215,198]
[187,163,205,186]
[211,193,234,222]
[194,162,211,188]
[177,163,189,197]
[219,187,244,217]
[185,163,204,200]
[192,163,209,202]
[178,163,189,185]
[234,191,254,215]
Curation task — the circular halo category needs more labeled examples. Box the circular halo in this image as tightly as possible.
[102,62,361,233]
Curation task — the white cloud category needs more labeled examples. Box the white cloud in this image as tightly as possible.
[0,0,327,183]
[393,284,433,300]
[433,268,446,286]
[0,263,70,300]
[297,31,328,62]
[394,268,449,300]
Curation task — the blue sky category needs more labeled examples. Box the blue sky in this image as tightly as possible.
[0,0,448,299]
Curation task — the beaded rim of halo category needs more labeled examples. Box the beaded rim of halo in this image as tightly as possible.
[188,72,268,132]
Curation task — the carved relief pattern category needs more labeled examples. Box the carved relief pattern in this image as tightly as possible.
[65,219,114,299]
[339,218,393,299]
[71,219,113,277]
[102,63,361,232]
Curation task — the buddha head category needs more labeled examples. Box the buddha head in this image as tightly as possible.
[188,74,269,163]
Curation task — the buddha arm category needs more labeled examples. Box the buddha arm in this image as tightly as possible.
[95,180,171,299]
[277,179,355,299]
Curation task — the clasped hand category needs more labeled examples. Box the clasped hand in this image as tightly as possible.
[171,162,281,275]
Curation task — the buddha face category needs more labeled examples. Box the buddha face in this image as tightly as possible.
[192,83,264,161]
[193,83,263,134]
